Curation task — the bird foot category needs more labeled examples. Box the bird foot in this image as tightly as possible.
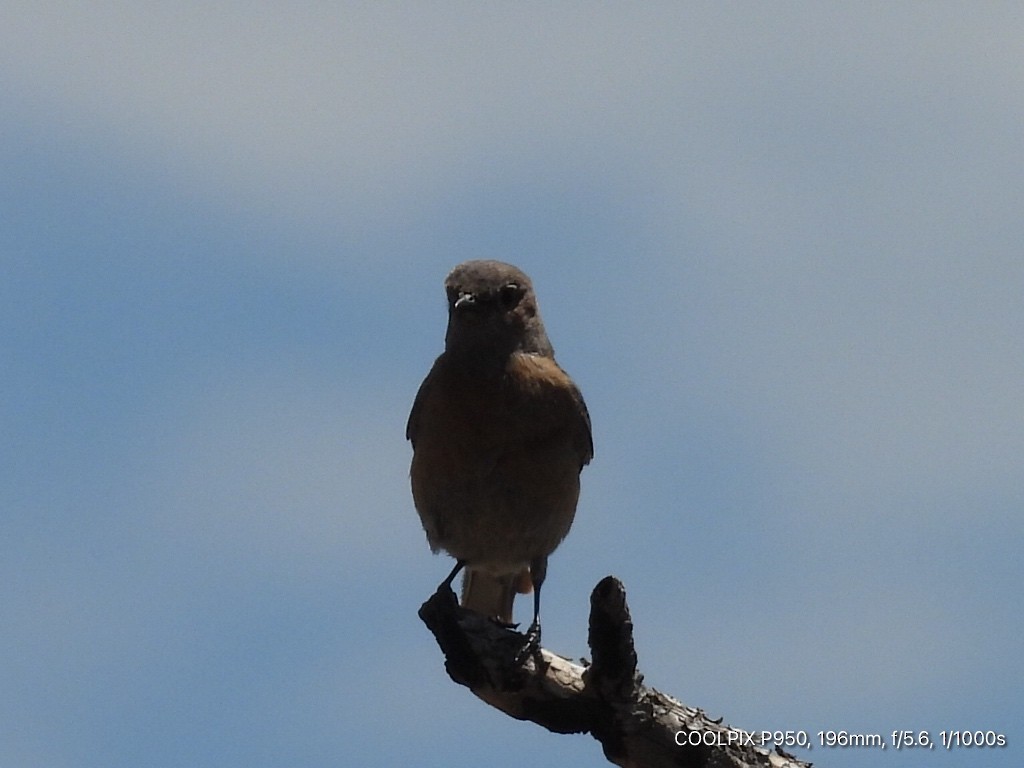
[513,620,542,666]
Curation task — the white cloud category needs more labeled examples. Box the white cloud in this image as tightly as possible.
[5,3,1020,237]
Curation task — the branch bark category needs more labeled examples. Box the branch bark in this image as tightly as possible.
[419,576,813,768]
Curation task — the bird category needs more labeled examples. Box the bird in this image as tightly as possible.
[407,260,592,657]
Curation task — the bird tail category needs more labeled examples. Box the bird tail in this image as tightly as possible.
[461,568,532,625]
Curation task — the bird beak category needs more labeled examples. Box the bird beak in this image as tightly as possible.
[454,292,477,311]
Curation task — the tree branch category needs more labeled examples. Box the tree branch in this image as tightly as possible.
[419,576,813,768]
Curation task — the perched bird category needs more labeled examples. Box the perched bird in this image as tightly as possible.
[407,260,592,654]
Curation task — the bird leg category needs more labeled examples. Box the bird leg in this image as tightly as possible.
[514,581,543,666]
[440,559,466,593]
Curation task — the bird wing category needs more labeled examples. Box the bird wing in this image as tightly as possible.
[406,355,443,446]
[508,353,593,469]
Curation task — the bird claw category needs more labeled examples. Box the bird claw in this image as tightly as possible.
[513,620,542,666]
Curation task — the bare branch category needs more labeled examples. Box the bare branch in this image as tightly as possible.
[419,576,812,768]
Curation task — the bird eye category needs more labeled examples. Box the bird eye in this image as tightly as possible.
[499,283,522,308]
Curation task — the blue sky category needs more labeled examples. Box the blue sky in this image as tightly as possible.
[3,4,1021,767]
